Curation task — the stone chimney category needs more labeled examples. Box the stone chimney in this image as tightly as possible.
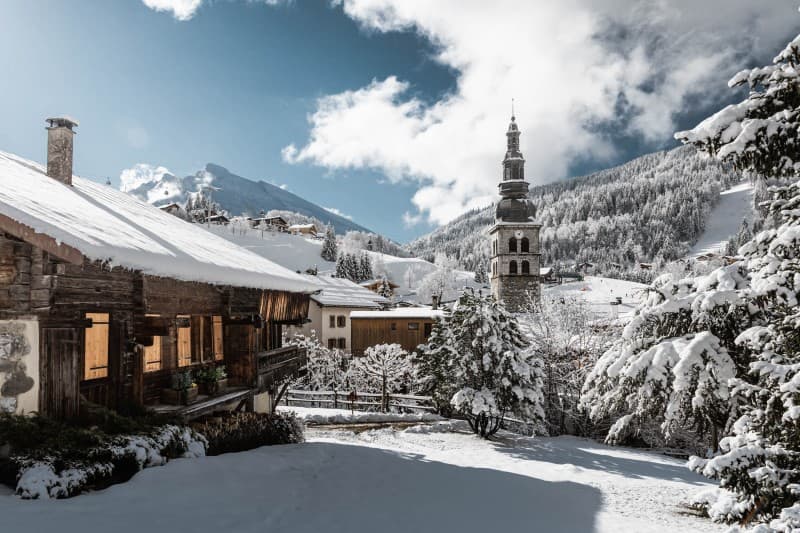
[46,117,79,185]
[431,294,440,310]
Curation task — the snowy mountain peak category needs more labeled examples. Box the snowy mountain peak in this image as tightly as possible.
[118,162,372,234]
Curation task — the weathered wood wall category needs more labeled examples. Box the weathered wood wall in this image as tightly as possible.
[0,232,312,419]
[350,317,437,357]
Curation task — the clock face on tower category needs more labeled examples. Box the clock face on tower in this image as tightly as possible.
[514,230,524,239]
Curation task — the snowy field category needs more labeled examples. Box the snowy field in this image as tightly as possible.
[543,276,647,320]
[688,181,753,258]
[0,422,722,533]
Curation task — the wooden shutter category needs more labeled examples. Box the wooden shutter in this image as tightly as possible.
[177,315,192,367]
[84,313,109,380]
[213,316,224,361]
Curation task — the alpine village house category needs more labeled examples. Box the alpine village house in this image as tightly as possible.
[0,117,319,420]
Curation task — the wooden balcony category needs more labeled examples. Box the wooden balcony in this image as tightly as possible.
[256,345,307,392]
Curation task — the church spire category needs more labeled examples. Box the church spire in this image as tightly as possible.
[503,110,524,181]
[496,109,534,222]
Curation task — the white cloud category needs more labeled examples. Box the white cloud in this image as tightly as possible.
[324,206,353,220]
[286,0,799,226]
[142,0,203,21]
[142,0,288,20]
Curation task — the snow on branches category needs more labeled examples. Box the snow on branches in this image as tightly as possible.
[348,343,413,412]
[675,34,800,178]
[418,290,544,438]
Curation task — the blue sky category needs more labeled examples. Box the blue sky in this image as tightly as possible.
[0,1,798,242]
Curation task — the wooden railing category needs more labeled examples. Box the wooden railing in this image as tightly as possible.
[283,389,435,413]
[256,346,307,392]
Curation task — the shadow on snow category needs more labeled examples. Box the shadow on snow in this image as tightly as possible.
[0,442,602,533]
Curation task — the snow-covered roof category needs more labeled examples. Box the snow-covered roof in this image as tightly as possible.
[289,223,316,231]
[350,308,445,319]
[540,267,552,276]
[0,151,318,293]
[306,275,389,308]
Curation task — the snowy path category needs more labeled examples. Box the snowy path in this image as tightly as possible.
[689,181,753,258]
[310,424,723,532]
[0,423,723,533]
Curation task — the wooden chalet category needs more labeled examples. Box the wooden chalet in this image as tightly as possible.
[349,308,444,357]
[288,223,318,237]
[0,118,318,420]
[251,216,288,232]
[359,278,400,297]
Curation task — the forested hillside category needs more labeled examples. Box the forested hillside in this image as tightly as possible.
[406,146,745,278]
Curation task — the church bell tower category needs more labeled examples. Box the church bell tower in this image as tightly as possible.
[489,111,542,312]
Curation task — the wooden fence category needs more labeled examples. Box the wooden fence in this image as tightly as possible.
[283,389,436,413]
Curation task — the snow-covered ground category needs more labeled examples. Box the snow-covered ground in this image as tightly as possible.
[688,181,753,258]
[0,422,722,532]
[543,276,647,320]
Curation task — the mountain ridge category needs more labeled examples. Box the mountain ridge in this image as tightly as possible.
[120,162,372,234]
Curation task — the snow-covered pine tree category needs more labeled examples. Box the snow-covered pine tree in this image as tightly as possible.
[348,344,412,412]
[321,225,337,262]
[359,252,373,282]
[345,253,359,282]
[474,262,488,285]
[579,268,747,452]
[335,254,346,278]
[418,290,544,438]
[377,277,393,298]
[577,29,800,529]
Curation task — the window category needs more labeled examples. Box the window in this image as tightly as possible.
[522,261,530,275]
[521,237,530,253]
[408,322,420,331]
[84,312,109,380]
[337,338,346,349]
[390,322,397,331]
[328,338,337,349]
[177,315,192,367]
[424,323,433,338]
[509,261,518,275]
[493,240,497,255]
[329,315,336,328]
[492,261,496,276]
[508,237,517,252]
[213,315,224,361]
[337,315,346,328]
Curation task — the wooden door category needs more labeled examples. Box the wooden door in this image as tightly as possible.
[40,327,81,419]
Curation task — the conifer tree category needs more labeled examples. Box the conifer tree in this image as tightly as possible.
[321,225,338,262]
[417,290,545,438]
[580,29,800,528]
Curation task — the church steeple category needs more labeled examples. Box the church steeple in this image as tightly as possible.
[496,111,534,223]
[488,106,542,312]
[503,113,524,181]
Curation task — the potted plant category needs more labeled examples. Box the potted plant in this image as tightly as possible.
[161,370,198,405]
[195,365,228,396]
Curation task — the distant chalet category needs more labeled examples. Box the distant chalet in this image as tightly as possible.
[0,118,318,420]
